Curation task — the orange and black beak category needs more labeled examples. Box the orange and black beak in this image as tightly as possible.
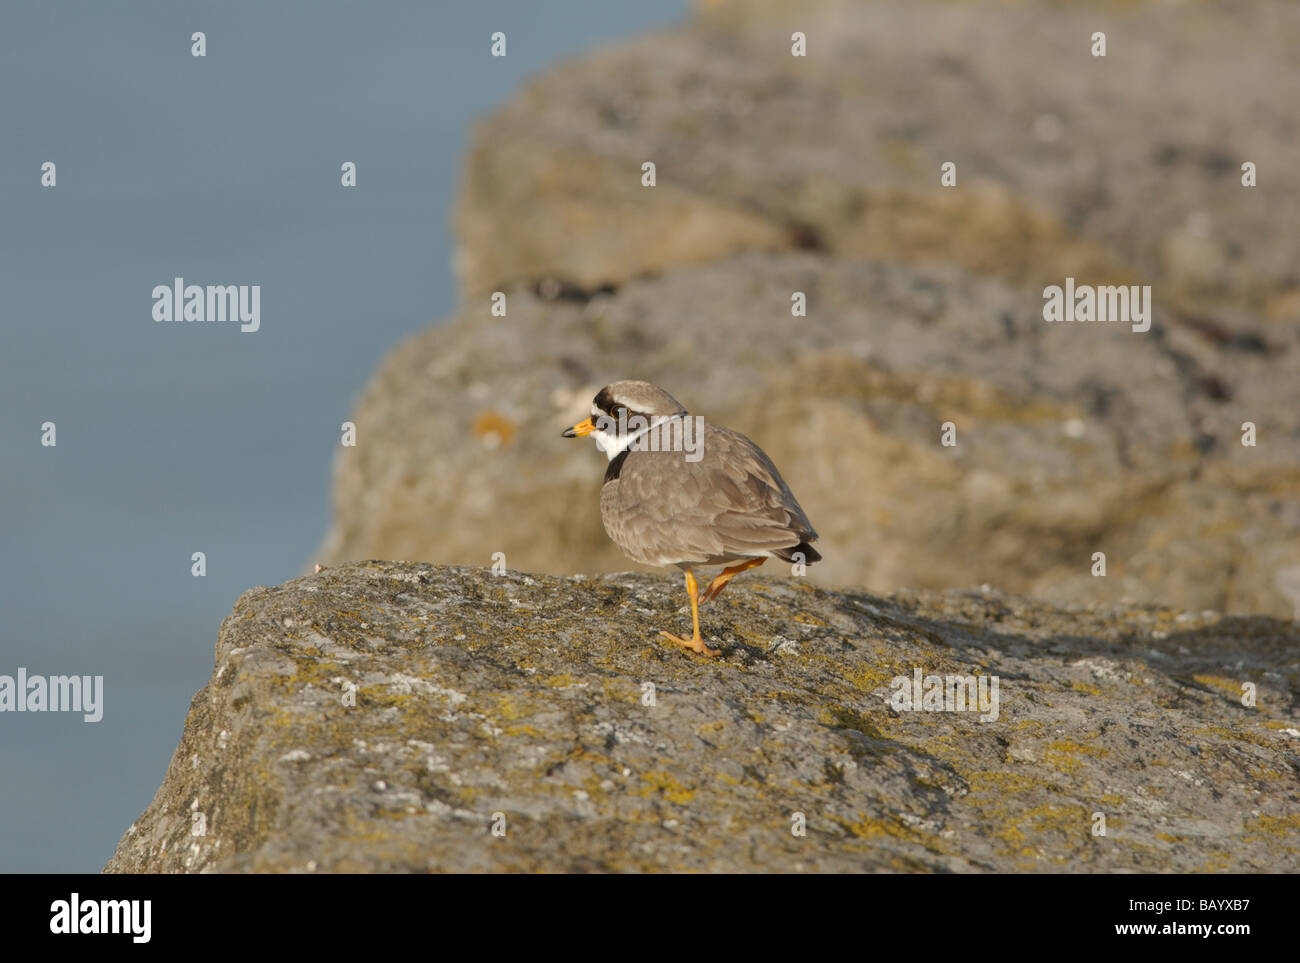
[562,416,596,439]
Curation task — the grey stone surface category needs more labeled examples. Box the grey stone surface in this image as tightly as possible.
[105,562,1299,873]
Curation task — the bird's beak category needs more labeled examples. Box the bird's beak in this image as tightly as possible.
[562,416,596,439]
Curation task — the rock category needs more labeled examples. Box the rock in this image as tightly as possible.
[315,251,1300,617]
[105,562,1300,873]
[456,0,1300,323]
[315,0,1300,617]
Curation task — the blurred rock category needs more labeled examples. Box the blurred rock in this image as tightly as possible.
[457,0,1300,324]
[316,251,1300,617]
[316,0,1300,616]
[105,563,1300,873]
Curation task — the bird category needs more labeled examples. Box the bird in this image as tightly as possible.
[562,380,820,656]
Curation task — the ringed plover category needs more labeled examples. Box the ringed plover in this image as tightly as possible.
[563,380,820,656]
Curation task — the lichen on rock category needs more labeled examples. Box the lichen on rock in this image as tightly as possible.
[105,563,1300,873]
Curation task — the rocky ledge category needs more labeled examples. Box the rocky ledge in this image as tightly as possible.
[105,562,1299,873]
[316,0,1300,617]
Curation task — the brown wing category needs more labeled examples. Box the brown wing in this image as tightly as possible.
[600,423,818,566]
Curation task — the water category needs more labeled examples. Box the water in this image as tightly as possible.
[0,0,687,872]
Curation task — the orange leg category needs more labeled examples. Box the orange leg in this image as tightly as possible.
[659,569,720,657]
[700,557,766,604]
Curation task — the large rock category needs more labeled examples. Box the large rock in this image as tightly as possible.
[105,562,1300,873]
[456,0,1300,324]
[315,251,1300,617]
[314,0,1300,617]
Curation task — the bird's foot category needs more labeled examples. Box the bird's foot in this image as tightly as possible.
[659,630,721,658]
[699,578,732,605]
[699,558,765,605]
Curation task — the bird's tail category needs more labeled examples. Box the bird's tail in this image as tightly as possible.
[774,541,821,563]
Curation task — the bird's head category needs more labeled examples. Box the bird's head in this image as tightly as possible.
[562,381,688,460]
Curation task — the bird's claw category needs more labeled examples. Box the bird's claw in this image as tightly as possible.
[659,630,721,657]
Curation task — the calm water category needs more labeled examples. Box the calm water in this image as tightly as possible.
[0,0,687,872]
